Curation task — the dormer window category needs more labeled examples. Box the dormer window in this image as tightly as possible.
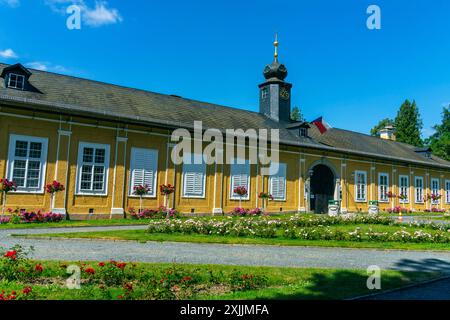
[7,73,25,90]
[299,127,308,137]
[1,63,33,92]
[414,147,433,159]
[286,121,311,139]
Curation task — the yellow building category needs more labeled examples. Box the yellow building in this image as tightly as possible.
[0,50,449,219]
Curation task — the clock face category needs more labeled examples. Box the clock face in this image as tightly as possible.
[280,87,290,100]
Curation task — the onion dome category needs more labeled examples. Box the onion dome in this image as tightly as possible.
[263,34,288,81]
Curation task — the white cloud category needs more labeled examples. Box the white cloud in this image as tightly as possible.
[83,1,122,27]
[0,0,20,8]
[25,61,69,73]
[0,48,18,59]
[25,62,49,71]
[45,0,122,27]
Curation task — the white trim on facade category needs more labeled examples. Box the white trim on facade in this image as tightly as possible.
[75,142,110,196]
[229,159,251,201]
[7,73,25,90]
[269,162,287,201]
[7,134,49,194]
[431,178,440,205]
[415,176,424,204]
[128,147,158,198]
[354,170,367,202]
[378,172,389,202]
[446,180,450,204]
[399,174,410,203]
[182,153,207,199]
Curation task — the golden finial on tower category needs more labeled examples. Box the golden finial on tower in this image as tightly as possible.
[273,33,279,61]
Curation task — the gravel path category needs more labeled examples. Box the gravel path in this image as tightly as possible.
[1,226,450,272]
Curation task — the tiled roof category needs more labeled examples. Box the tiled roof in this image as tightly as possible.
[0,63,449,169]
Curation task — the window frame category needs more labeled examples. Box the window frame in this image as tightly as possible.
[75,142,110,196]
[378,172,389,203]
[431,178,440,204]
[261,88,268,100]
[7,73,25,90]
[415,176,424,204]
[269,162,287,201]
[128,147,158,198]
[6,134,48,194]
[398,175,410,203]
[229,159,251,200]
[446,180,450,204]
[354,170,367,202]
[299,127,308,137]
[182,153,207,199]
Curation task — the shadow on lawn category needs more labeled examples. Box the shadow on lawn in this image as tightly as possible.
[249,259,450,300]
[394,258,450,274]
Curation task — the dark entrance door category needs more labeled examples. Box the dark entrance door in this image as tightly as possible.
[310,164,335,214]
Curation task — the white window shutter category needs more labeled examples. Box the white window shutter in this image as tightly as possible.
[230,162,250,199]
[130,148,158,196]
[183,160,206,197]
[269,163,286,200]
[184,172,196,195]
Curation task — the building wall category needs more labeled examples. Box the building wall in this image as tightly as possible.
[1,107,449,218]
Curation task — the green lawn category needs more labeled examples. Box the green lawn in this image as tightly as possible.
[0,213,303,229]
[0,260,440,300]
[0,218,150,229]
[21,223,450,251]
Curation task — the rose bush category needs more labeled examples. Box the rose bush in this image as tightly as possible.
[147,214,450,243]
[128,206,180,220]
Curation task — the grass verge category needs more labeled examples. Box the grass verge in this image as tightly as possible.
[19,227,450,251]
[0,260,440,300]
[0,218,149,229]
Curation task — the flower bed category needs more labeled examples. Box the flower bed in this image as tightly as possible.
[128,206,180,220]
[229,207,265,217]
[0,245,268,300]
[146,214,450,243]
[386,206,411,214]
[0,209,64,225]
[425,208,447,213]
[283,226,450,243]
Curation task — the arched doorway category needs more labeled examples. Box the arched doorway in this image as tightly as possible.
[310,164,335,214]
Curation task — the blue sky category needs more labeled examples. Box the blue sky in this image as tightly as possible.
[1,0,450,137]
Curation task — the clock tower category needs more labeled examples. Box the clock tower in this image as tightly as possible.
[259,35,292,123]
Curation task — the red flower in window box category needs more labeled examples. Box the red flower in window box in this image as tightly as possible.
[45,180,65,194]
[0,179,17,194]
[385,191,396,198]
[233,186,248,197]
[258,192,274,200]
[133,185,150,197]
[160,184,175,195]
[398,193,408,201]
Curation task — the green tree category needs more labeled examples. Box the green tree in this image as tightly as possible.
[394,100,423,147]
[291,106,304,122]
[425,106,450,161]
[370,118,394,136]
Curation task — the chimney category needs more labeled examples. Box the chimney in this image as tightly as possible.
[379,125,396,141]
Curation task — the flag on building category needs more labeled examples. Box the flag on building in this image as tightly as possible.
[311,117,331,134]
